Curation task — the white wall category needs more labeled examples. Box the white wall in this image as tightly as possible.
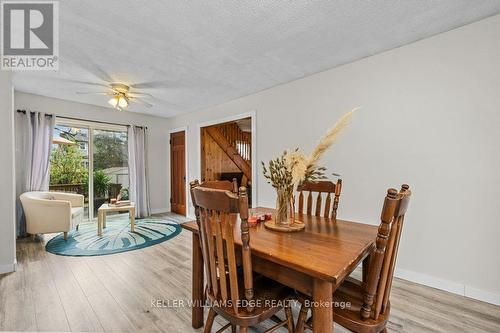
[167,15,500,304]
[0,72,17,274]
[14,92,172,214]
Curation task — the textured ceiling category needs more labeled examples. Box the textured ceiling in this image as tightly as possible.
[12,0,500,118]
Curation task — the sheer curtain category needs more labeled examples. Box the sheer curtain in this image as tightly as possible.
[127,125,151,218]
[15,111,55,236]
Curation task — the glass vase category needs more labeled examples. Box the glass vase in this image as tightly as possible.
[275,188,295,226]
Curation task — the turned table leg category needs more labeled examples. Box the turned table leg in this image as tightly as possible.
[363,253,371,283]
[312,278,333,333]
[192,232,204,328]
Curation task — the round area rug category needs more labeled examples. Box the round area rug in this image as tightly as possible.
[46,215,182,257]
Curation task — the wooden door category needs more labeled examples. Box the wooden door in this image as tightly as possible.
[170,131,186,215]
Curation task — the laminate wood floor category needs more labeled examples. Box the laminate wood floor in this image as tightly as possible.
[1,215,499,332]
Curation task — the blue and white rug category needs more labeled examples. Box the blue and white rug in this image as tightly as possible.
[46,215,182,257]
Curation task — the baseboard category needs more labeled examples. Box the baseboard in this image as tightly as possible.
[151,207,170,214]
[0,259,17,274]
[395,268,500,306]
[465,286,500,306]
[395,268,464,295]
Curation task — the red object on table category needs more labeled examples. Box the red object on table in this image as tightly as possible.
[264,213,272,220]
[248,216,258,227]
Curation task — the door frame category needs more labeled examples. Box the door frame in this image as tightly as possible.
[168,127,189,217]
[196,110,257,208]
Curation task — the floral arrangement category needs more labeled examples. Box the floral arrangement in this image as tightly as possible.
[261,109,355,225]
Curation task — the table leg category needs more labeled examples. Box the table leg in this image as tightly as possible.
[130,207,135,232]
[363,253,371,283]
[97,211,103,237]
[192,232,204,329]
[103,212,107,229]
[312,279,333,333]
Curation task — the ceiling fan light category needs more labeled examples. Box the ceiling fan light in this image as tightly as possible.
[108,96,119,108]
[118,96,129,108]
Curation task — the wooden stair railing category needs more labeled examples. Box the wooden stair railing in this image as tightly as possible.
[216,123,251,162]
[205,126,252,181]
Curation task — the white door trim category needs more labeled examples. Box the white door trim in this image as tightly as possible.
[196,110,257,208]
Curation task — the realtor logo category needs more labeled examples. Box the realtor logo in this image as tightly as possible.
[1,1,59,70]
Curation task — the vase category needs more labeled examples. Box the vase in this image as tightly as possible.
[275,188,295,226]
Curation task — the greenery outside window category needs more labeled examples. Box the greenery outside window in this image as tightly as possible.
[49,120,129,220]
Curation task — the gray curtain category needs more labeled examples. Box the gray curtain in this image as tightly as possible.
[127,125,151,218]
[15,111,55,236]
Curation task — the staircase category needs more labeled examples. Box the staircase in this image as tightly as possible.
[205,122,252,181]
[217,122,251,161]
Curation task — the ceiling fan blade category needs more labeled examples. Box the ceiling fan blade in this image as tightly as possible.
[76,91,112,95]
[77,60,114,84]
[130,80,178,89]
[132,97,153,108]
[64,47,115,83]
[66,79,110,88]
[152,97,181,109]
[27,76,111,88]
[128,92,153,98]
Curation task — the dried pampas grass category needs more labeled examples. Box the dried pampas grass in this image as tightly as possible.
[283,149,308,186]
[306,108,357,171]
[262,108,357,192]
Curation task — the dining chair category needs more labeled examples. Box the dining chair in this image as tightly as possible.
[190,179,238,234]
[197,178,239,192]
[295,184,412,333]
[296,179,342,219]
[191,184,295,333]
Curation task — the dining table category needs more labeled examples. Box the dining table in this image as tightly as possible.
[181,207,378,333]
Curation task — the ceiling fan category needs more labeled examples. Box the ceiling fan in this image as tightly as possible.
[76,82,154,111]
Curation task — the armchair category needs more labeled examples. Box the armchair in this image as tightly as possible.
[20,191,84,240]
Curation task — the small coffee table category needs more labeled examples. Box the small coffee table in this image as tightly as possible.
[97,202,135,236]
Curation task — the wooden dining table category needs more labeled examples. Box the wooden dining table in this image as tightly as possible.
[181,207,378,333]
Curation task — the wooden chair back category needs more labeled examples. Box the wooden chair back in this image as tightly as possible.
[361,184,412,321]
[296,179,342,219]
[190,179,238,226]
[190,183,254,314]
[198,178,238,193]
[189,178,238,228]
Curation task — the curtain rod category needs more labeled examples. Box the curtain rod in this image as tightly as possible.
[16,110,147,129]
[16,109,53,117]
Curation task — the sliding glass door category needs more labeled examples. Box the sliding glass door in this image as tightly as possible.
[50,125,90,219]
[50,120,128,221]
[92,129,129,217]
